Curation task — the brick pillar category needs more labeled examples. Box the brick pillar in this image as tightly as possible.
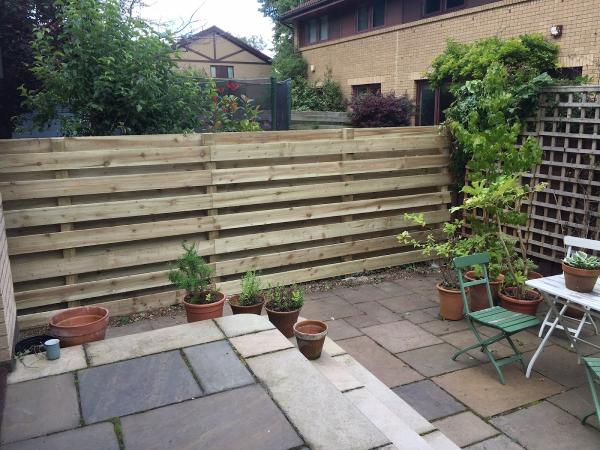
[0,194,16,369]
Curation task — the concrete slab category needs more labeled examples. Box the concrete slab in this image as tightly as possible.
[362,321,443,354]
[1,374,80,444]
[402,310,437,325]
[433,411,498,448]
[422,430,462,450]
[464,434,525,450]
[323,336,346,356]
[247,348,389,450]
[377,295,437,314]
[183,341,254,394]
[420,319,470,336]
[324,318,363,340]
[547,385,600,428]
[433,364,564,417]
[121,384,303,450]
[397,343,479,377]
[215,313,274,338]
[310,351,363,392]
[300,295,363,321]
[523,345,587,388]
[1,422,119,450]
[491,401,600,450]
[105,320,153,339]
[337,335,423,387]
[393,380,466,421]
[78,351,201,423]
[8,345,87,384]
[354,301,401,324]
[335,285,392,304]
[86,320,224,366]
[345,313,382,328]
[229,329,293,358]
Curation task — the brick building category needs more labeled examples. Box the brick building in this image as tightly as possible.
[280,0,600,124]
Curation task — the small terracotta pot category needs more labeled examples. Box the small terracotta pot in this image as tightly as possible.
[49,306,109,347]
[528,271,543,280]
[465,272,504,311]
[294,320,328,360]
[499,287,543,316]
[562,262,600,293]
[183,291,225,323]
[265,306,301,338]
[228,294,264,315]
[436,284,464,321]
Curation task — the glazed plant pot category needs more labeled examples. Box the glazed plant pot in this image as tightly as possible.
[436,284,464,321]
[265,306,301,338]
[183,292,226,323]
[499,287,543,316]
[294,320,328,360]
[562,262,600,293]
[465,272,504,311]
[228,294,264,316]
[49,306,109,347]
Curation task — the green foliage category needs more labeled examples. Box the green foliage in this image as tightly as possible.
[265,284,304,311]
[564,251,600,270]
[239,270,263,306]
[203,81,262,132]
[168,242,214,304]
[291,70,345,111]
[271,38,307,80]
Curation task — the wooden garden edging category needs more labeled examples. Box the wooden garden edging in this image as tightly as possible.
[0,126,450,328]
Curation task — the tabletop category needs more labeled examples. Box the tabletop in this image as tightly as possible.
[526,274,600,312]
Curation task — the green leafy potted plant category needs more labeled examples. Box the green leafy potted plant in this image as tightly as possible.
[563,251,600,293]
[168,242,225,322]
[264,284,304,337]
[228,270,265,315]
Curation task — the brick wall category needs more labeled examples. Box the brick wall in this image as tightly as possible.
[0,195,16,368]
[299,0,600,99]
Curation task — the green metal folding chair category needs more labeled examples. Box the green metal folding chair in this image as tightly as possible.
[451,252,542,384]
[582,357,600,425]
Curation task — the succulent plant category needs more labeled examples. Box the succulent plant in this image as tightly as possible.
[564,251,600,270]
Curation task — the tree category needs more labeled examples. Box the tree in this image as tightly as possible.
[237,34,268,52]
[22,0,215,136]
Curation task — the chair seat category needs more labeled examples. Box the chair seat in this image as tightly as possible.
[469,306,541,333]
[584,357,600,377]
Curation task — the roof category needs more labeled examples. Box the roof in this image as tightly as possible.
[176,26,272,63]
[279,0,341,21]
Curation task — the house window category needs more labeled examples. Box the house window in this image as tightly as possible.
[424,0,442,14]
[308,19,318,43]
[210,65,234,78]
[416,80,453,125]
[320,16,329,41]
[372,0,385,27]
[352,83,381,96]
[357,5,369,31]
[446,0,465,9]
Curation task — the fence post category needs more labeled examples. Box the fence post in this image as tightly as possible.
[203,133,220,284]
[341,128,355,262]
[0,194,16,369]
[270,76,277,131]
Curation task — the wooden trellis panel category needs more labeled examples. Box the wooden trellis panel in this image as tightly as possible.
[522,85,600,263]
[0,126,450,328]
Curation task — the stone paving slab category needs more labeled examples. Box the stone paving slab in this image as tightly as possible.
[440,330,514,362]
[78,350,201,423]
[247,348,389,450]
[464,434,525,450]
[491,401,600,450]
[324,318,363,340]
[183,340,254,394]
[547,385,600,428]
[1,374,80,444]
[310,351,363,392]
[433,364,564,417]
[421,430,462,450]
[300,295,363,320]
[344,313,381,328]
[1,422,120,450]
[121,384,303,450]
[478,328,543,353]
[523,345,587,388]
[214,313,274,337]
[377,295,438,314]
[229,329,293,358]
[420,319,470,336]
[362,321,443,354]
[86,320,224,366]
[323,336,346,356]
[433,411,498,448]
[8,345,87,384]
[354,301,401,324]
[397,343,479,377]
[105,320,153,339]
[393,380,466,421]
[337,335,423,387]
[334,285,393,304]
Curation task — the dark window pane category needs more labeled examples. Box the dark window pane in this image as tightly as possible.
[352,83,381,96]
[424,0,441,14]
[357,5,369,31]
[418,83,435,126]
[320,16,328,40]
[308,19,318,43]
[439,83,453,123]
[211,66,233,78]
[372,0,385,27]
[446,0,464,8]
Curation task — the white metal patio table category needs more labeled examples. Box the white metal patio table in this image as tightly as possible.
[525,274,600,378]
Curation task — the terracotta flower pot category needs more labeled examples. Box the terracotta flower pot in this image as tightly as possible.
[465,272,504,311]
[265,306,301,338]
[49,306,109,347]
[562,262,600,293]
[436,284,464,321]
[499,287,543,316]
[528,271,543,280]
[183,292,225,323]
[228,294,264,315]
[294,320,328,360]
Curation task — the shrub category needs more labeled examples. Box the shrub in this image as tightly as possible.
[292,70,345,112]
[349,92,414,128]
[265,284,304,312]
[564,251,600,270]
[168,242,214,304]
[239,270,263,306]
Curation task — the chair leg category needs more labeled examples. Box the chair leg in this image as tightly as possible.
[451,328,506,361]
[505,335,525,372]
[461,322,506,384]
[582,363,600,426]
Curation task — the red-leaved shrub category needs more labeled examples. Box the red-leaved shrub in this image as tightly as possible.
[349,92,415,128]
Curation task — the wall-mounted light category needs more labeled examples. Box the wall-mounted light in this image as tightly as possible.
[550,25,563,38]
[310,64,316,73]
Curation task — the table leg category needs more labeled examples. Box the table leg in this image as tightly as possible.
[546,292,582,360]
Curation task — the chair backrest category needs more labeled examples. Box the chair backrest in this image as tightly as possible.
[453,252,494,314]
[564,236,600,258]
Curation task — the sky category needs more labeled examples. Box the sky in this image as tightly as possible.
[140,0,276,56]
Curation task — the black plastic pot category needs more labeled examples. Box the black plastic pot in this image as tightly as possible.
[15,335,54,355]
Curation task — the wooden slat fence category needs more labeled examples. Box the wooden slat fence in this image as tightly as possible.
[0,126,450,328]
[290,111,351,130]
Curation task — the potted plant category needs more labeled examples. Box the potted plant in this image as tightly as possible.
[264,284,304,337]
[563,251,600,293]
[168,242,225,322]
[228,270,265,315]
[294,320,328,360]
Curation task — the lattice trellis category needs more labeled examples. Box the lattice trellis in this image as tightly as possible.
[522,85,600,263]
